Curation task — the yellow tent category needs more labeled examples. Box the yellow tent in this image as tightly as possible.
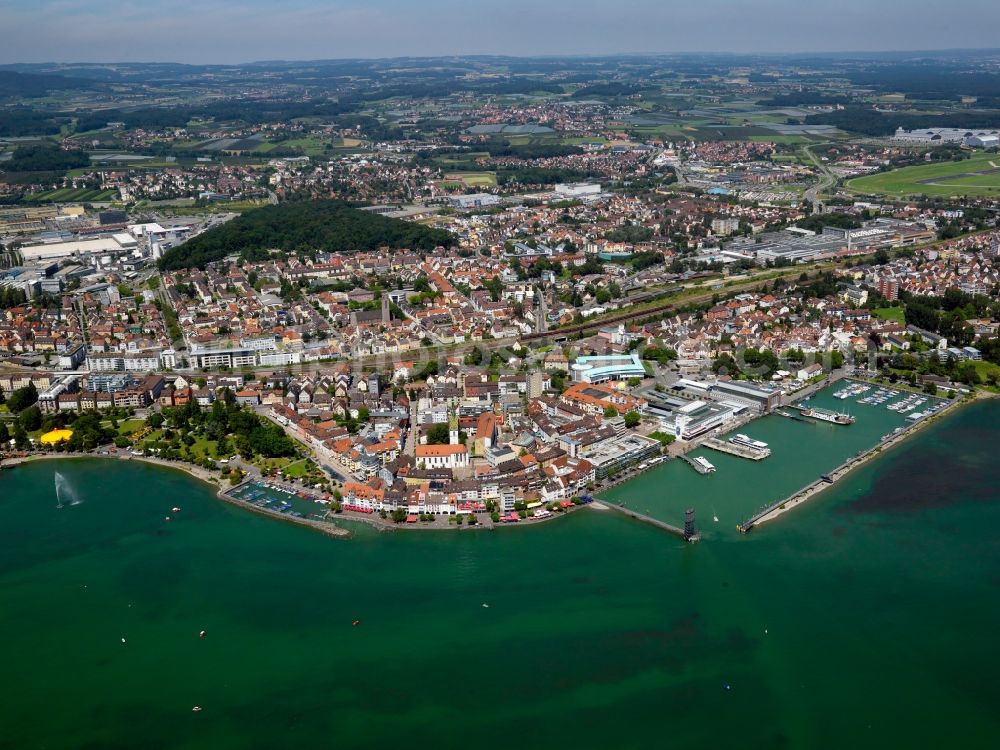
[40,429,73,446]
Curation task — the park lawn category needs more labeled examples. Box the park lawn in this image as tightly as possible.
[116,419,146,435]
[189,435,221,461]
[278,458,311,478]
[972,360,1000,383]
[848,153,1000,197]
[254,456,296,472]
[873,306,906,323]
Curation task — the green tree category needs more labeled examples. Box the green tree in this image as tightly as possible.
[623,411,641,429]
[426,423,451,445]
[12,423,29,450]
[18,405,42,431]
[7,382,38,413]
[603,405,619,419]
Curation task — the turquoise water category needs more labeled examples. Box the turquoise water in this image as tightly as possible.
[0,399,997,749]
[602,381,943,532]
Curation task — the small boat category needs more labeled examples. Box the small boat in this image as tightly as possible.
[199,630,206,638]
[172,507,181,513]
[352,619,360,626]
[192,706,202,712]
[482,603,490,608]
[165,516,171,522]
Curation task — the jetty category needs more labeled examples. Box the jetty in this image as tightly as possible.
[603,502,700,542]
[703,438,769,461]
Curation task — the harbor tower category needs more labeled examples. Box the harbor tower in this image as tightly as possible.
[684,508,697,540]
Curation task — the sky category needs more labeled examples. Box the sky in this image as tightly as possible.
[2,0,1000,64]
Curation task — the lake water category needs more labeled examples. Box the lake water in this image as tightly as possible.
[0,398,997,749]
[601,381,943,533]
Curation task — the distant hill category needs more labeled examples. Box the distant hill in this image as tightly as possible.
[0,70,99,98]
[157,200,454,270]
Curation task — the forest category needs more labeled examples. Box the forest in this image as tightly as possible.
[1,143,90,172]
[806,107,1000,137]
[158,200,454,270]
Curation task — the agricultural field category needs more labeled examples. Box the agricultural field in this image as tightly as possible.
[847,153,1000,197]
[24,187,117,202]
[277,135,361,155]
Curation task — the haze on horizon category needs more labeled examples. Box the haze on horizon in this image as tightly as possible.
[2,0,1000,65]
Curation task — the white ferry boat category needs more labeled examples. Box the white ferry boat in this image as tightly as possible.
[693,456,716,473]
[730,434,770,453]
[800,407,855,425]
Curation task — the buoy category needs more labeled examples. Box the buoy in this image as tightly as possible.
[199,630,206,638]
[352,619,360,626]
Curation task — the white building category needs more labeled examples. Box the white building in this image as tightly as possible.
[415,444,469,470]
[87,352,161,373]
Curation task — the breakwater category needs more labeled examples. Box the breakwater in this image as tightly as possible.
[601,501,696,541]
[739,393,971,532]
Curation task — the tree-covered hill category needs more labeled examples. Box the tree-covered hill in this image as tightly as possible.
[157,200,454,270]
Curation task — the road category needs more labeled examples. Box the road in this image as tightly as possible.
[802,144,837,211]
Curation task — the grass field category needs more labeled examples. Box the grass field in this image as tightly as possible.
[873,306,906,323]
[25,187,116,203]
[115,419,146,436]
[444,172,497,187]
[847,153,1000,197]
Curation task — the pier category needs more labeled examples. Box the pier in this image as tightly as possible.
[703,438,770,460]
[603,502,699,542]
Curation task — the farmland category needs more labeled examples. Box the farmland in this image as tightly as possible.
[847,153,1000,197]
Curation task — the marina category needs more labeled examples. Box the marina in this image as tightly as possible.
[739,389,966,532]
[795,405,855,424]
[601,379,948,533]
